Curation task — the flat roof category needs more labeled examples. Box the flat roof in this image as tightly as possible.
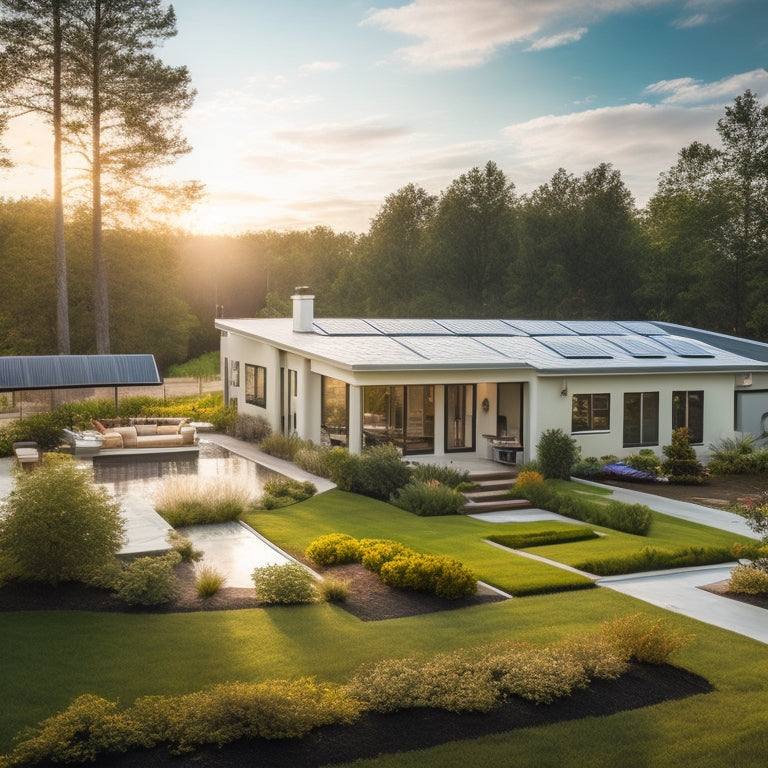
[216,317,768,375]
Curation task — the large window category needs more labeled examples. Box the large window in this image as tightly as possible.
[623,392,659,447]
[322,376,348,445]
[672,390,704,444]
[245,364,266,408]
[572,393,610,433]
[363,385,434,454]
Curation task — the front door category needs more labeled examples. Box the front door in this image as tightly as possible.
[445,384,475,452]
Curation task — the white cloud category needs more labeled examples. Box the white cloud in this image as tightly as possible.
[644,68,768,104]
[527,27,588,52]
[501,101,722,204]
[364,0,671,70]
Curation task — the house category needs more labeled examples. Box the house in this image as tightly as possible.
[216,292,768,464]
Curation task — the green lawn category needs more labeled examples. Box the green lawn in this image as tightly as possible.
[1,487,766,766]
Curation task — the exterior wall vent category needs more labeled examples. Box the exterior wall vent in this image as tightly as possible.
[292,288,314,333]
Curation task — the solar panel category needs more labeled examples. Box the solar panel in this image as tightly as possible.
[0,355,161,390]
[536,336,614,359]
[435,319,523,336]
[617,321,667,336]
[506,320,573,336]
[311,319,380,336]
[607,336,668,358]
[560,320,626,336]
[367,319,453,335]
[398,336,507,362]
[653,337,715,358]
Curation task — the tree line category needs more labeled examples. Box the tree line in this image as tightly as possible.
[1,90,767,371]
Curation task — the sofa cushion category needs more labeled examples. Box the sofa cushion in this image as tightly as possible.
[93,420,107,434]
[156,425,179,435]
[112,426,138,448]
[134,424,158,436]
[179,426,196,445]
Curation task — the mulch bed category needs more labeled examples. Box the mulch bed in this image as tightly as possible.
[95,664,713,768]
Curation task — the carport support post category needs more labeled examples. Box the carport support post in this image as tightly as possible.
[114,386,119,413]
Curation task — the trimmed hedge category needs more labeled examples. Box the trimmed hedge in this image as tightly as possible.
[574,545,735,577]
[511,481,653,535]
[487,527,599,550]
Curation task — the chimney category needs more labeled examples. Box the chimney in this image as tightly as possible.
[292,287,314,332]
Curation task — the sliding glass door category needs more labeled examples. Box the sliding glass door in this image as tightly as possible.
[445,384,475,452]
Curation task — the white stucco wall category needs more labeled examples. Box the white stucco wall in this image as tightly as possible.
[530,371,737,463]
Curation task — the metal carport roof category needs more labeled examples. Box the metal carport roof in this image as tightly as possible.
[0,355,162,391]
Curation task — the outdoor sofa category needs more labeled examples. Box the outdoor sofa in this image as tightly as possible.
[92,418,196,450]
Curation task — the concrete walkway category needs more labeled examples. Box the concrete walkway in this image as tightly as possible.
[469,479,768,645]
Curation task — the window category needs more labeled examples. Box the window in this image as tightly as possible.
[245,364,266,408]
[572,393,610,433]
[623,392,659,447]
[363,384,435,454]
[672,390,704,444]
[230,360,240,388]
[322,376,348,445]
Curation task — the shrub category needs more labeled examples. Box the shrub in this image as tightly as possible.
[1,411,68,453]
[729,564,768,594]
[359,538,414,574]
[196,565,226,597]
[4,680,361,764]
[305,533,362,566]
[252,563,317,604]
[259,479,316,509]
[0,455,126,585]
[319,447,360,491]
[624,449,661,475]
[293,446,330,479]
[259,433,308,461]
[114,552,182,606]
[573,456,605,478]
[351,444,411,500]
[318,577,351,602]
[661,427,706,483]
[514,470,544,495]
[601,613,693,664]
[390,480,465,516]
[153,476,251,526]
[0,694,131,766]
[537,428,579,480]
[227,413,272,443]
[410,463,470,488]
[117,395,165,417]
[166,531,203,563]
[379,553,477,599]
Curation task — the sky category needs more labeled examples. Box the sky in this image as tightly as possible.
[1,0,767,235]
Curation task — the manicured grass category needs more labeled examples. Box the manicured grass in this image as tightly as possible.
[243,490,594,596]
[2,487,767,766]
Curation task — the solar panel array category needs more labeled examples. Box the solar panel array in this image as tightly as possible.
[303,317,725,364]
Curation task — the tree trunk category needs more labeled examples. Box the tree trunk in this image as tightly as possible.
[53,0,70,355]
[91,0,109,354]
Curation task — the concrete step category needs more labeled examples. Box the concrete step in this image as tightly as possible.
[461,497,532,513]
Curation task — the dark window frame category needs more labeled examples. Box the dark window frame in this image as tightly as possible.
[571,393,610,433]
[672,390,704,444]
[245,363,266,408]
[623,391,659,447]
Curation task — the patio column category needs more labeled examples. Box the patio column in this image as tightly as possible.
[348,384,362,455]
